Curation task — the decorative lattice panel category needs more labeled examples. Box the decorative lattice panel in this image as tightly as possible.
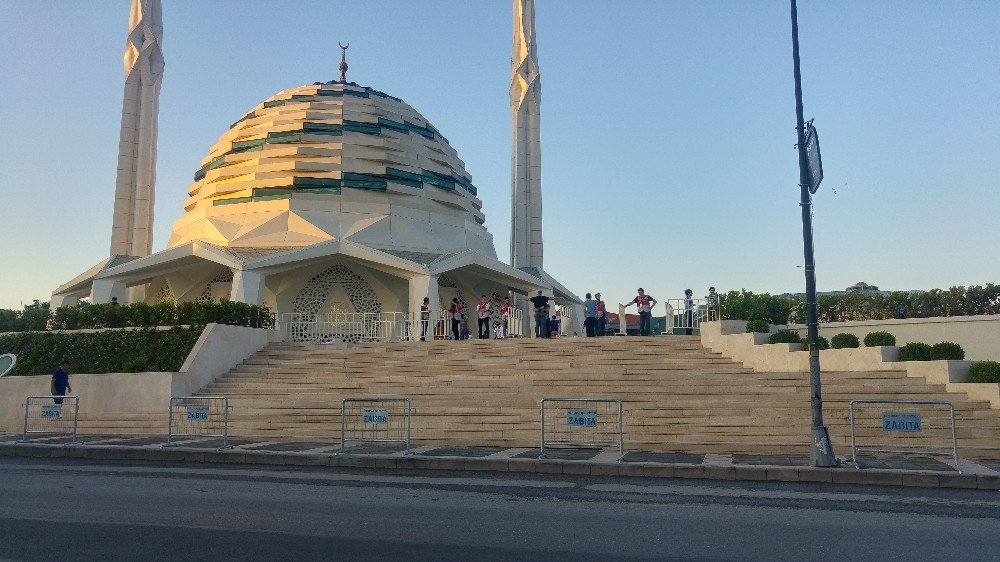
[437,273,468,318]
[290,263,382,343]
[489,286,506,328]
[155,280,176,304]
[197,268,234,302]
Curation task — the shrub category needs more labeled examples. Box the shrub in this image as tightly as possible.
[720,290,795,325]
[898,342,933,361]
[831,333,860,349]
[968,361,1000,383]
[0,326,204,376]
[46,301,273,331]
[864,331,897,347]
[768,330,802,344]
[745,319,770,333]
[929,342,965,361]
[801,336,830,351]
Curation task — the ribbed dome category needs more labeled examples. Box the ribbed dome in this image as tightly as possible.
[168,82,495,257]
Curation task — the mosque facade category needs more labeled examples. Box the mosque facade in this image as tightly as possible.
[51,0,581,341]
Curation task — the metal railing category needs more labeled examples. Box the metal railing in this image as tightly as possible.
[340,397,412,454]
[849,399,960,472]
[21,395,79,443]
[166,396,232,448]
[662,298,708,335]
[540,398,623,460]
[280,307,525,343]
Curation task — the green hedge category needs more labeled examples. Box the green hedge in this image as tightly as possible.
[718,285,1000,325]
[0,326,204,376]
[745,319,770,333]
[48,300,273,331]
[929,342,965,361]
[864,331,897,347]
[768,330,802,344]
[899,342,933,361]
[831,333,860,349]
[969,361,1000,383]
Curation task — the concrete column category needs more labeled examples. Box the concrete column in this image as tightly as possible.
[408,274,439,341]
[231,270,265,305]
[49,293,80,310]
[618,304,628,335]
[91,279,127,304]
[564,303,584,336]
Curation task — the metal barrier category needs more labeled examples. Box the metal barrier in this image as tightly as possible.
[849,399,960,472]
[662,298,707,335]
[340,397,412,453]
[540,398,623,460]
[21,395,79,443]
[166,396,231,448]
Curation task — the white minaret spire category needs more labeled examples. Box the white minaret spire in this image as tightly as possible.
[110,0,164,257]
[510,0,543,270]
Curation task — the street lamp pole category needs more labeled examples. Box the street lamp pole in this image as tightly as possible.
[790,0,837,467]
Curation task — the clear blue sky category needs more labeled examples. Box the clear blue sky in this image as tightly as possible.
[1,1,997,309]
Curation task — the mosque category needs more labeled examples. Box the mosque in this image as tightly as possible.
[50,0,581,341]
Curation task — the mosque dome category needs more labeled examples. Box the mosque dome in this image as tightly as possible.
[168,81,496,259]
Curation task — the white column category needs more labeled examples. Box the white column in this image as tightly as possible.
[231,270,265,305]
[91,279,127,304]
[618,304,628,335]
[50,293,80,310]
[408,274,439,341]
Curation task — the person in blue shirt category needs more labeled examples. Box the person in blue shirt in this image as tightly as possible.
[548,314,560,337]
[50,361,71,405]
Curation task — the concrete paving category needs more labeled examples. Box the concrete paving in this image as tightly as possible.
[3,433,999,490]
[2,455,999,560]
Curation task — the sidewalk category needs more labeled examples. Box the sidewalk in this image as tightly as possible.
[2,433,998,490]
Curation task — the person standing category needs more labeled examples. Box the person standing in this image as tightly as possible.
[549,314,560,337]
[500,297,512,338]
[623,288,657,336]
[706,287,718,321]
[582,293,598,337]
[51,361,71,405]
[449,297,462,340]
[521,290,552,339]
[684,289,695,335]
[420,297,431,341]
[595,292,607,337]
[476,295,492,339]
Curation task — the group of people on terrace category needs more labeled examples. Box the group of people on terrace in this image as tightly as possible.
[418,287,719,341]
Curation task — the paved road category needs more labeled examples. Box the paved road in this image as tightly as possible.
[2,457,999,561]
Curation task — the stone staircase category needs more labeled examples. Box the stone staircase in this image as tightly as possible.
[184,336,1000,458]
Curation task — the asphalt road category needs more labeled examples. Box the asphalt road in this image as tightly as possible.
[1,457,999,561]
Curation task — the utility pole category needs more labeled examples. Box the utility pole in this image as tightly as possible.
[791,0,837,467]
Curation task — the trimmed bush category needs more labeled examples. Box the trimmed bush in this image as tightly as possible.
[898,342,933,361]
[745,319,770,333]
[0,326,204,376]
[801,336,830,351]
[929,341,965,361]
[864,331,897,347]
[968,361,1000,383]
[47,301,273,331]
[768,330,802,344]
[831,333,860,349]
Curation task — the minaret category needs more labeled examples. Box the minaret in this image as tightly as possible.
[510,0,543,270]
[109,0,164,257]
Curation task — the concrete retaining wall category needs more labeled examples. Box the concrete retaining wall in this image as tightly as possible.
[787,314,1000,362]
[0,324,276,432]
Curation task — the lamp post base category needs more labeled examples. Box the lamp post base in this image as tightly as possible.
[810,426,838,467]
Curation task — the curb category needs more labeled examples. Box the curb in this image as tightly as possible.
[2,443,998,490]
